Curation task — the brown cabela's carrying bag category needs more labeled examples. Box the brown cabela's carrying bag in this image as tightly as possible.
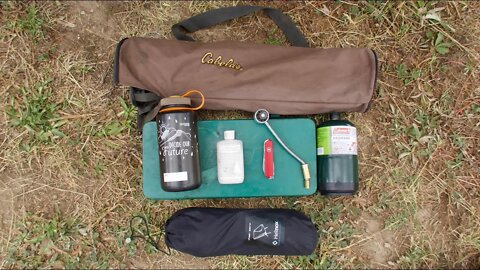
[113,6,378,127]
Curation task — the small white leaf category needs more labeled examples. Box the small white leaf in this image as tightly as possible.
[78,228,88,236]
[424,13,441,22]
[64,22,76,28]
[398,152,411,159]
[418,136,433,144]
[319,5,331,15]
[389,103,396,114]
[425,7,445,22]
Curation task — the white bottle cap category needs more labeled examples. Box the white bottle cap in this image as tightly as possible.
[224,130,235,140]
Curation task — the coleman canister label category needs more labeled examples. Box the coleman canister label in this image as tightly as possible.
[316,126,357,156]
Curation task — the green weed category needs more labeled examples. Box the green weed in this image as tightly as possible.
[4,211,141,268]
[5,213,80,268]
[385,203,416,230]
[396,63,422,85]
[7,79,66,148]
[459,231,480,254]
[414,109,439,137]
[465,103,480,116]
[307,223,357,269]
[95,97,136,137]
[399,107,441,162]
[75,64,95,76]
[288,201,359,269]
[445,151,464,171]
[463,61,477,75]
[450,133,466,149]
[264,30,283,46]
[96,121,124,137]
[433,33,451,55]
[396,119,435,163]
[438,91,453,110]
[362,1,389,22]
[223,255,252,269]
[425,31,451,55]
[118,96,137,129]
[414,0,435,10]
[94,161,106,176]
[315,203,344,224]
[414,1,456,33]
[10,5,44,42]
[388,104,405,136]
[289,253,340,269]
[397,245,429,268]
[37,48,55,62]
[1,1,12,10]
[331,223,358,248]
[348,6,361,17]
[399,23,411,37]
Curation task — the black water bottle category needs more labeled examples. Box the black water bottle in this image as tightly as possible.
[157,96,201,192]
[316,113,358,195]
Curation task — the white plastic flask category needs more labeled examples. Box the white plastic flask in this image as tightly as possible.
[217,130,244,184]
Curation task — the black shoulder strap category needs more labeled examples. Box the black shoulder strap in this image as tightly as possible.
[172,5,309,47]
[130,87,161,131]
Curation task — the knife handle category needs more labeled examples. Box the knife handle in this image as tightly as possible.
[263,139,274,179]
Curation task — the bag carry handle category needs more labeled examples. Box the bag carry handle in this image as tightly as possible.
[172,5,309,47]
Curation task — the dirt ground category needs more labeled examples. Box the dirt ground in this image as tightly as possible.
[1,1,479,269]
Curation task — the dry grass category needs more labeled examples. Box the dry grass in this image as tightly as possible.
[0,1,479,269]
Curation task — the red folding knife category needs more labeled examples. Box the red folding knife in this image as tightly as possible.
[263,139,274,179]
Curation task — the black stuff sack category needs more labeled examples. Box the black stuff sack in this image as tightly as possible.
[164,207,318,257]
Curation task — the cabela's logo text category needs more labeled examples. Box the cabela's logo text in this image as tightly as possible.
[201,52,243,70]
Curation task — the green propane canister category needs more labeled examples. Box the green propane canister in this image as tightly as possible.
[316,112,358,195]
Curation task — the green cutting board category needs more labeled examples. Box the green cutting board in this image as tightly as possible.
[142,118,317,200]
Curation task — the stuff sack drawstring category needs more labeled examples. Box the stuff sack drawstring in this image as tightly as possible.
[126,215,171,255]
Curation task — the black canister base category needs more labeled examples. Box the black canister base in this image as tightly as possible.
[319,182,358,196]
